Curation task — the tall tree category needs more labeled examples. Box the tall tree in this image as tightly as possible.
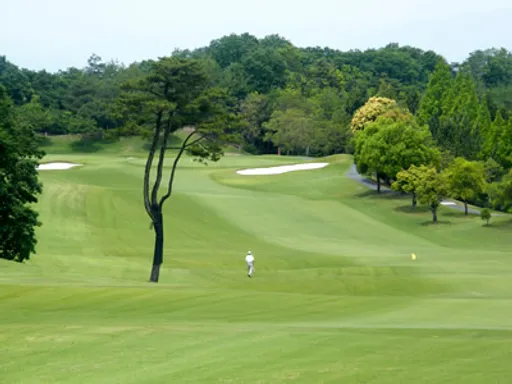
[119,57,239,283]
[476,96,492,159]
[416,60,453,142]
[440,71,481,158]
[496,115,512,168]
[487,169,512,212]
[444,158,487,215]
[0,85,44,262]
[239,92,271,153]
[484,111,507,162]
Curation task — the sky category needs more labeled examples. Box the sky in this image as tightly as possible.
[3,0,512,72]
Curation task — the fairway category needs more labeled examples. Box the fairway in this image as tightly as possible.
[1,137,512,383]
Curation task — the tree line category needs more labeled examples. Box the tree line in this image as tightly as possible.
[351,58,512,221]
[2,33,512,265]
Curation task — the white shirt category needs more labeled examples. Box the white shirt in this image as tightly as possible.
[245,254,254,264]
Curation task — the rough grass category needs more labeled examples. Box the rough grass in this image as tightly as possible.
[1,138,512,383]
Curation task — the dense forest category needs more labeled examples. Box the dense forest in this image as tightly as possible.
[2,33,512,214]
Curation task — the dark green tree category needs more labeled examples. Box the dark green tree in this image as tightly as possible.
[239,92,272,153]
[417,60,453,143]
[0,85,44,262]
[118,57,240,283]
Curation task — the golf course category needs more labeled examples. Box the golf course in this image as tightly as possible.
[0,135,511,383]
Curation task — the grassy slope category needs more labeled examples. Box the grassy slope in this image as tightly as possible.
[1,136,512,383]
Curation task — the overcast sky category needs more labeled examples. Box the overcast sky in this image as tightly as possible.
[3,0,512,72]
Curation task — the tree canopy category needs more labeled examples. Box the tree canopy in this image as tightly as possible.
[118,57,240,282]
[2,32,512,220]
[0,85,44,262]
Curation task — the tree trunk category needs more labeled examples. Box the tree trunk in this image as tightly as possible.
[377,173,381,193]
[412,192,417,209]
[464,201,468,216]
[149,209,164,283]
[431,204,438,223]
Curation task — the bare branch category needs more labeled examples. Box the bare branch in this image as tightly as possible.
[143,111,163,221]
[150,113,173,206]
[184,135,206,148]
[166,135,205,150]
[159,131,196,207]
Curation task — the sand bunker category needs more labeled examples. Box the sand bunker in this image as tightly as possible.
[237,162,329,176]
[441,201,457,206]
[37,162,82,171]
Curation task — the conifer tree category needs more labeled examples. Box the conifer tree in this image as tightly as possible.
[497,115,512,168]
[417,61,453,142]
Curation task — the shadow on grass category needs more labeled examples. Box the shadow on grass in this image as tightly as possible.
[395,205,431,214]
[355,189,401,199]
[485,219,512,229]
[442,210,476,218]
[420,220,452,227]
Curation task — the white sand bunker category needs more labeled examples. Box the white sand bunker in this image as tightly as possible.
[237,162,329,176]
[37,162,82,171]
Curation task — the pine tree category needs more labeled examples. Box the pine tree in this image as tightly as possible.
[477,96,492,160]
[417,61,453,143]
[497,114,512,168]
[439,71,481,158]
[484,111,507,165]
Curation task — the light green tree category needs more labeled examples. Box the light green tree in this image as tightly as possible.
[417,60,453,141]
[496,114,512,168]
[444,158,487,215]
[413,165,449,223]
[480,208,492,226]
[487,169,512,212]
[353,116,440,193]
[483,111,507,162]
[392,166,423,208]
[350,96,398,132]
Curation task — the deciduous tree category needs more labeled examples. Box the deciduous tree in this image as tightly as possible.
[353,115,439,193]
[413,165,448,223]
[444,158,487,215]
[392,166,423,208]
[0,85,44,262]
[480,208,492,226]
[350,96,397,132]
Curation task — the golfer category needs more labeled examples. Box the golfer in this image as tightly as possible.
[245,251,255,277]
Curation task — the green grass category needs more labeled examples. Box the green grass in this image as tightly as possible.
[1,137,512,383]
